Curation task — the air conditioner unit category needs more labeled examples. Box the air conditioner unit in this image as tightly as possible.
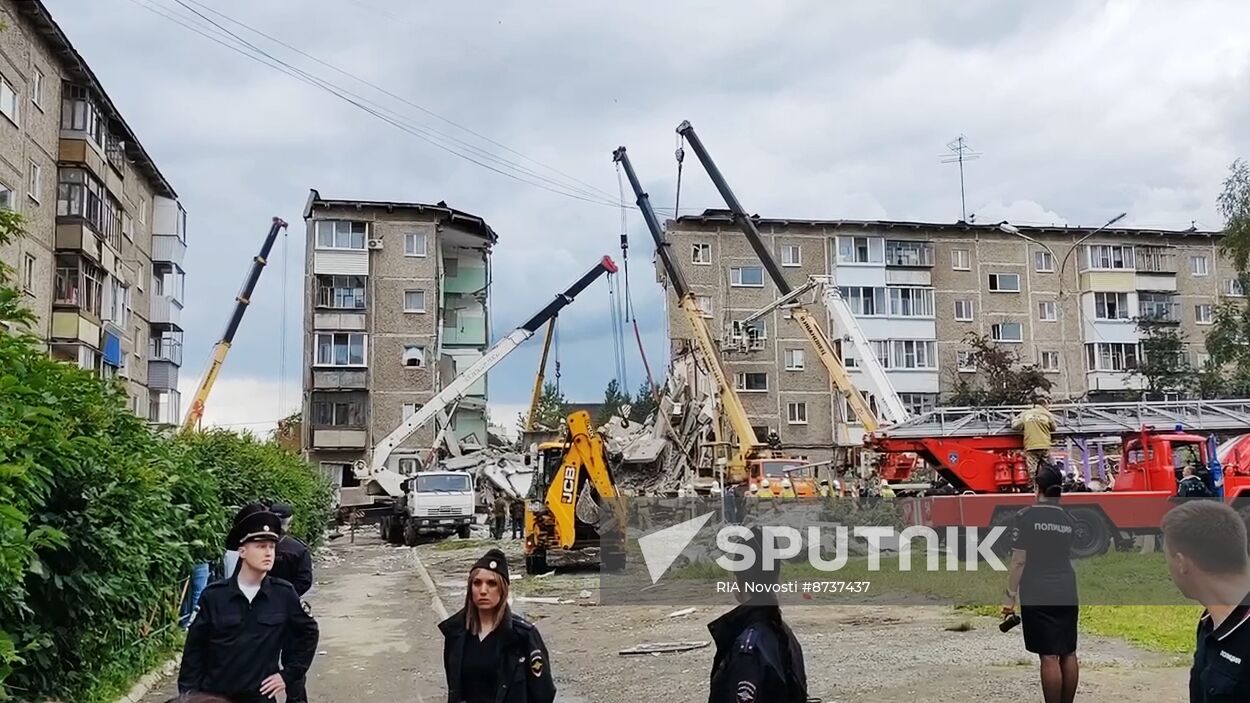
[367,238,383,250]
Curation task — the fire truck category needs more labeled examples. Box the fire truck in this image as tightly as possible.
[869,400,1250,557]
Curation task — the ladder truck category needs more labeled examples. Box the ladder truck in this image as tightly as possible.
[870,399,1250,557]
[354,256,618,543]
[614,146,795,492]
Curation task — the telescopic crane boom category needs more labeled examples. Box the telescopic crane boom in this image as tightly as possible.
[181,217,287,433]
[676,121,907,431]
[613,146,764,485]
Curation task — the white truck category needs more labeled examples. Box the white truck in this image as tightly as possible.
[380,470,476,545]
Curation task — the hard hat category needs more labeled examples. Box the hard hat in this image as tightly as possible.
[781,478,793,488]
[881,479,889,487]
[748,482,758,492]
[760,478,771,488]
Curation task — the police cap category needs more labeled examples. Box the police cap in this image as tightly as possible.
[236,510,283,545]
[225,501,268,550]
[269,502,294,519]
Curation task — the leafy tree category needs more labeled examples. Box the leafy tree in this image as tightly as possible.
[946,333,1051,406]
[517,381,567,433]
[1203,159,1250,396]
[1217,159,1250,272]
[628,379,659,423]
[596,379,632,425]
[1134,317,1193,398]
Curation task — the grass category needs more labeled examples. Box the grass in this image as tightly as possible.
[80,627,184,703]
[433,537,493,552]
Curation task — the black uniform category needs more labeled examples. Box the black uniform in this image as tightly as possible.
[1011,503,1078,655]
[1190,592,1250,702]
[1178,475,1214,499]
[272,535,313,596]
[439,609,556,703]
[178,574,319,703]
[707,605,808,703]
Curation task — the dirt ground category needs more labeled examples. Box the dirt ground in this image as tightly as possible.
[142,533,1188,702]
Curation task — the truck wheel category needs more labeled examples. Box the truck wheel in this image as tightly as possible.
[404,521,420,547]
[1067,507,1111,559]
[987,509,1018,559]
[458,525,471,539]
[525,550,548,575]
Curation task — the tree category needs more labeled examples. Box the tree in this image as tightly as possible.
[1135,317,1193,398]
[517,381,567,433]
[1204,158,1250,396]
[946,333,1051,406]
[628,379,659,423]
[1217,159,1250,272]
[596,379,632,425]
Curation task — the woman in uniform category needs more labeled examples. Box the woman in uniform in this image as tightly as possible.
[439,548,556,703]
[1002,467,1079,703]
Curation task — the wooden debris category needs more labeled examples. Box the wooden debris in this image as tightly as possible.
[618,641,710,656]
[665,607,698,618]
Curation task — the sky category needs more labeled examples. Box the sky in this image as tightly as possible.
[43,0,1250,436]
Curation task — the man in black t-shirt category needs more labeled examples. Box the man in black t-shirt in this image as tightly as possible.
[1162,500,1250,702]
[1002,467,1079,703]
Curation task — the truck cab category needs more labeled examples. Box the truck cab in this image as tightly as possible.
[1116,432,1208,493]
[750,458,817,498]
[403,470,475,540]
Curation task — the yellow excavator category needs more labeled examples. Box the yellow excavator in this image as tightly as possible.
[523,410,628,574]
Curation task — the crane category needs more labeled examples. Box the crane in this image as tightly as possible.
[675,120,907,432]
[181,217,287,433]
[613,146,766,487]
[359,255,618,498]
[524,319,558,433]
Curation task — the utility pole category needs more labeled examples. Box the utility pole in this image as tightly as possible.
[941,135,981,222]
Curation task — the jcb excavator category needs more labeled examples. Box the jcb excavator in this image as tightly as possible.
[523,410,628,574]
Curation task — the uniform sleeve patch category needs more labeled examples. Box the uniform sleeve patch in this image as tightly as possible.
[529,649,544,677]
[735,680,757,702]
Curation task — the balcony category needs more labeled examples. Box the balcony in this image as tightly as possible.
[149,389,181,426]
[152,234,186,266]
[1136,247,1177,274]
[442,263,487,294]
[51,311,100,346]
[147,360,179,391]
[150,336,183,366]
[312,368,367,389]
[311,429,368,449]
[884,241,935,268]
[150,295,182,328]
[1138,296,1180,323]
[442,313,487,346]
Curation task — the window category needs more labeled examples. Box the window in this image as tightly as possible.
[314,332,366,366]
[402,344,426,368]
[53,254,102,314]
[1085,342,1140,372]
[786,402,808,425]
[27,159,40,202]
[891,340,937,369]
[838,236,884,264]
[0,76,17,123]
[58,168,123,247]
[22,254,34,292]
[956,351,976,372]
[401,402,420,420]
[312,397,364,427]
[1094,292,1130,320]
[404,289,427,313]
[781,244,801,267]
[839,286,886,316]
[1137,246,1175,273]
[1085,244,1135,270]
[443,257,459,277]
[315,220,367,250]
[991,322,1023,342]
[784,348,805,370]
[1038,300,1057,322]
[988,273,1020,292]
[1223,279,1245,297]
[898,393,937,416]
[951,248,970,270]
[1040,351,1060,372]
[1191,255,1210,276]
[0,183,12,210]
[729,266,764,287]
[953,299,973,322]
[1196,304,1214,324]
[1138,292,1178,321]
[1034,250,1054,273]
[31,68,43,108]
[61,84,103,145]
[885,240,934,267]
[887,287,934,317]
[734,372,768,391]
[404,231,428,257]
[138,197,146,225]
[694,295,713,318]
[730,319,767,349]
[316,275,365,309]
[691,243,711,264]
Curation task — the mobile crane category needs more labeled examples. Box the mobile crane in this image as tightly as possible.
[359,256,618,542]
[614,146,779,490]
[182,217,287,433]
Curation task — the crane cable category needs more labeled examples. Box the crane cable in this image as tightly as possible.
[278,225,288,417]
[674,134,686,218]
[553,317,561,396]
[616,161,657,399]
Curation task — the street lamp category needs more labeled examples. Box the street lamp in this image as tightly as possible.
[995,213,1128,399]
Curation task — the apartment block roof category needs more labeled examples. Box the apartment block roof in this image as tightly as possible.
[16,0,176,198]
[674,209,1221,239]
[303,189,498,243]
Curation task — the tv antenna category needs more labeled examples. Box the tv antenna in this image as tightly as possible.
[941,135,981,222]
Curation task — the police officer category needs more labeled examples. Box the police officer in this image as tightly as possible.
[1002,467,1079,703]
[178,510,320,703]
[439,548,556,703]
[221,502,267,581]
[268,502,313,703]
[708,530,808,703]
[1161,500,1250,702]
[1177,465,1214,499]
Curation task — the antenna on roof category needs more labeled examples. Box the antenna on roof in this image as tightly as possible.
[941,135,981,223]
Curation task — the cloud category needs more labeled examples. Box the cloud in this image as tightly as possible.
[177,375,301,436]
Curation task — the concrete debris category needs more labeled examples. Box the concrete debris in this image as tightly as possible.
[665,607,698,618]
[618,641,710,656]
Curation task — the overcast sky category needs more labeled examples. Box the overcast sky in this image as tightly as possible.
[45,0,1250,435]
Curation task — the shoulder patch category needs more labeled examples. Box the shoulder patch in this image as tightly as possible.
[528,648,545,677]
[735,680,758,703]
[736,626,759,654]
[511,614,534,632]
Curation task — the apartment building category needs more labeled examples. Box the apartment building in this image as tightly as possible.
[0,0,186,425]
[301,190,495,490]
[663,210,1227,463]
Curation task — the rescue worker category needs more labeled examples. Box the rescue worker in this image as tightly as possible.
[756,479,773,502]
[1177,464,1214,499]
[439,548,556,703]
[879,480,896,499]
[178,510,319,703]
[817,480,831,499]
[1012,393,1057,484]
[510,498,525,539]
[708,529,808,703]
[1161,500,1250,702]
[267,502,313,703]
[779,478,796,500]
[1002,467,1079,703]
[492,494,508,541]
